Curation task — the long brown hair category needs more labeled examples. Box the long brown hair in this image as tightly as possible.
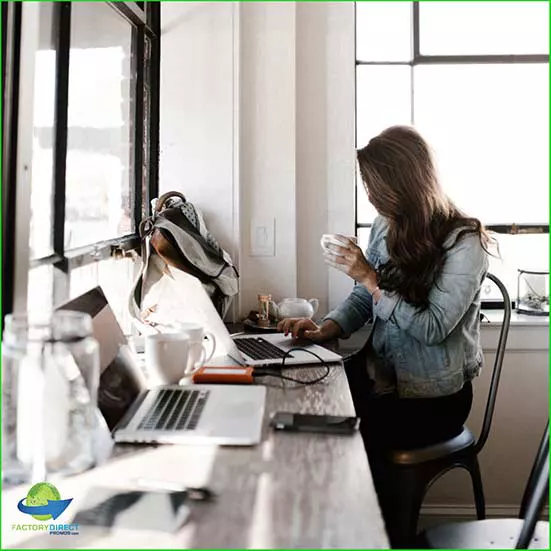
[357,125,491,309]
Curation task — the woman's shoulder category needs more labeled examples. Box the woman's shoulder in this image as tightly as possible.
[444,227,489,269]
[444,225,485,248]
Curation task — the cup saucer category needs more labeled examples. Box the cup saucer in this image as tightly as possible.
[243,319,279,332]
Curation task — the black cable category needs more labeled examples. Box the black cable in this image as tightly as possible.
[480,312,491,323]
[253,347,331,386]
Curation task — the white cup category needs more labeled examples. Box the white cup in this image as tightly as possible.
[175,323,216,374]
[320,233,358,256]
[145,333,191,384]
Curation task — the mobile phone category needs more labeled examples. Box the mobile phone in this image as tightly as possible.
[270,411,359,435]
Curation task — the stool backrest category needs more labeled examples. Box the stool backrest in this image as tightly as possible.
[515,421,549,549]
[474,273,511,454]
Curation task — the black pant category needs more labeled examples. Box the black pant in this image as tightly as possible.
[345,350,473,546]
[359,383,473,547]
[344,347,473,453]
[360,381,473,454]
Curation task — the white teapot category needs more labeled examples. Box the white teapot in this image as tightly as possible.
[275,298,319,320]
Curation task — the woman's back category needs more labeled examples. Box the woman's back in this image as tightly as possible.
[368,216,488,398]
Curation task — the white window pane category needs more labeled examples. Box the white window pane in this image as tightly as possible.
[65,4,135,250]
[356,65,412,148]
[356,166,377,224]
[69,257,137,335]
[356,1,412,62]
[414,64,549,224]
[357,227,371,253]
[419,1,549,55]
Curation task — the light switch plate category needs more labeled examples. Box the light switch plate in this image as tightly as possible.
[250,217,275,256]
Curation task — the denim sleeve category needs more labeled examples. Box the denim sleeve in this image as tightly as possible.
[373,234,489,345]
[323,283,373,337]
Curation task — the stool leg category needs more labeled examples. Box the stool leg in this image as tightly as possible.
[467,456,486,520]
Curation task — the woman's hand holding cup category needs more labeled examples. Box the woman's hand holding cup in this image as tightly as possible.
[321,233,377,292]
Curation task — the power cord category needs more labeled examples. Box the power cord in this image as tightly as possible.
[253,348,331,386]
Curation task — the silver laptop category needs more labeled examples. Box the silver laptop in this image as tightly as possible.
[138,267,343,368]
[61,288,266,446]
[230,332,342,367]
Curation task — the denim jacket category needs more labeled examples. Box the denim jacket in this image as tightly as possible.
[325,216,489,399]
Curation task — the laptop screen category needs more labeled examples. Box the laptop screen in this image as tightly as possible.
[60,287,146,430]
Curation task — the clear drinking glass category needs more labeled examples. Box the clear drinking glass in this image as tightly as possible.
[2,311,100,485]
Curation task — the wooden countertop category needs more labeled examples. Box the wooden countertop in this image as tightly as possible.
[2,336,388,549]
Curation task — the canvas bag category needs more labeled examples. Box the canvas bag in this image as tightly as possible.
[129,191,238,329]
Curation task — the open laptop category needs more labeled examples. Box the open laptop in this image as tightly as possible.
[61,287,266,446]
[137,265,343,368]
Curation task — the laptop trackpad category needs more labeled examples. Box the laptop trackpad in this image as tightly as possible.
[201,388,263,437]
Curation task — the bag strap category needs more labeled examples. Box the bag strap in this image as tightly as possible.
[155,191,186,214]
[129,217,157,321]
[134,190,189,306]
[130,191,187,322]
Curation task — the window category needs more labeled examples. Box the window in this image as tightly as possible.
[3,2,160,333]
[355,1,549,303]
[65,3,136,250]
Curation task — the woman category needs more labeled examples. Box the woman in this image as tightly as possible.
[278,125,491,453]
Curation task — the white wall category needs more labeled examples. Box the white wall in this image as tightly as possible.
[239,2,298,314]
[296,3,356,316]
[238,2,356,316]
[160,2,237,266]
[160,2,355,320]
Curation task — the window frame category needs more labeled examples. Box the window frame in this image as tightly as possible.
[2,1,23,320]
[2,1,160,320]
[354,2,549,306]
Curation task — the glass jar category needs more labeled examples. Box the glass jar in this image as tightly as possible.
[2,311,100,484]
[516,270,549,316]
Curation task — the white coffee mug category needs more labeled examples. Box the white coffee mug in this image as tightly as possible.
[176,323,216,374]
[145,333,191,384]
[320,234,358,256]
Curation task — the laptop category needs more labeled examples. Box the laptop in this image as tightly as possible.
[136,265,343,368]
[61,287,266,446]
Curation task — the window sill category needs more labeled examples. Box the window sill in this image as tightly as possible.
[481,309,550,327]
[480,309,548,352]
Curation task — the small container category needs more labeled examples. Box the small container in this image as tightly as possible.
[257,294,275,327]
[2,311,100,484]
[516,270,549,316]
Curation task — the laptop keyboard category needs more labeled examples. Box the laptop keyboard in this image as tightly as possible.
[138,388,209,431]
[234,337,294,361]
